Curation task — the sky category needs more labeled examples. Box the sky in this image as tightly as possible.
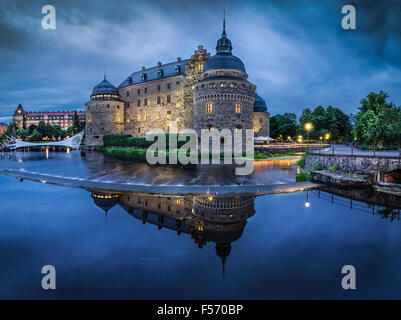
[1,0,401,123]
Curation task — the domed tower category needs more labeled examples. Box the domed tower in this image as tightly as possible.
[85,76,125,146]
[193,16,256,150]
[253,92,270,137]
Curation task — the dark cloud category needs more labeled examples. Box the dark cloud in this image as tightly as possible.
[1,0,401,120]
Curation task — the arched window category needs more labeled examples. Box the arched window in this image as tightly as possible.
[235,125,243,131]
[235,103,241,113]
[207,124,214,131]
[206,103,212,113]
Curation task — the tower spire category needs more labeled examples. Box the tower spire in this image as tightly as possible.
[223,10,226,36]
[104,65,106,80]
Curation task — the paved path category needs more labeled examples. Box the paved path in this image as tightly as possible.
[310,144,401,157]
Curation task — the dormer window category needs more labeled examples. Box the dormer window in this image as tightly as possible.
[127,77,132,84]
[141,73,147,81]
[175,65,181,74]
[158,69,164,77]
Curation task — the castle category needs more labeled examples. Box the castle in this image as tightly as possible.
[85,18,270,146]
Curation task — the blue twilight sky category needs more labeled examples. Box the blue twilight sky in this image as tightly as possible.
[1,0,401,123]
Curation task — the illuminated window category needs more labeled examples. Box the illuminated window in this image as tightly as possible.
[206,103,212,113]
[198,64,203,71]
[176,91,180,97]
[207,124,214,131]
[176,102,180,108]
[235,103,241,113]
[137,115,141,121]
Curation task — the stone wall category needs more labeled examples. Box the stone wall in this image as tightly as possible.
[85,100,125,146]
[306,153,401,175]
[253,112,270,137]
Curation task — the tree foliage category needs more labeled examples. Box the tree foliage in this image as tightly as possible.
[299,105,352,142]
[270,113,299,139]
[353,91,401,146]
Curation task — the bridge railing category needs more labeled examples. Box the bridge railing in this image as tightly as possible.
[307,144,401,158]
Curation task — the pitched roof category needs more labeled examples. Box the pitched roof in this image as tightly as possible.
[118,59,189,88]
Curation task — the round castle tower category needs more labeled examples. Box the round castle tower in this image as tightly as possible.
[193,16,256,150]
[85,76,125,146]
[253,92,270,137]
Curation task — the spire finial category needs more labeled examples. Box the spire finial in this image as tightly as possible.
[104,65,106,80]
[223,10,226,36]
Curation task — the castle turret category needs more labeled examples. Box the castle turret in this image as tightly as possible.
[253,92,270,137]
[85,75,125,146]
[193,15,256,151]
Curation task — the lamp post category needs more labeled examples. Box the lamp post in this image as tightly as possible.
[305,123,312,144]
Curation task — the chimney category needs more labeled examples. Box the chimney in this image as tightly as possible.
[177,57,181,62]
[157,61,162,67]
[142,66,145,71]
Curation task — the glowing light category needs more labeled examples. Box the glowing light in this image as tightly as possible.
[305,201,310,208]
[305,123,312,131]
[325,133,331,140]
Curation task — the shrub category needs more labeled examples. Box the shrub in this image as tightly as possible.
[297,154,306,169]
[312,159,324,171]
[296,170,311,182]
[329,164,338,172]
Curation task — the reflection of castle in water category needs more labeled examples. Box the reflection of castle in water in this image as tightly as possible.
[90,191,255,275]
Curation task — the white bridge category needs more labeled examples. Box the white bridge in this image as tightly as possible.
[1,131,84,150]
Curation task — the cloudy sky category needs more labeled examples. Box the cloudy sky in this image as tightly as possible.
[1,0,400,123]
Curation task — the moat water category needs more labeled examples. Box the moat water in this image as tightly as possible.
[1,150,401,299]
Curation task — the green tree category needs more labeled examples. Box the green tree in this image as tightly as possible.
[270,113,299,140]
[72,111,81,135]
[353,91,401,146]
[22,115,27,130]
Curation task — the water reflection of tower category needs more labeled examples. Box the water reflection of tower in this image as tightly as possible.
[90,191,255,276]
[192,195,255,276]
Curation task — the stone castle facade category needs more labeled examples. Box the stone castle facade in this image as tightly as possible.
[85,19,270,146]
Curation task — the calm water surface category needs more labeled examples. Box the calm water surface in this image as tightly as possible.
[0,151,401,299]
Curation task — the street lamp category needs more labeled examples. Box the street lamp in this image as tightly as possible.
[305,123,312,143]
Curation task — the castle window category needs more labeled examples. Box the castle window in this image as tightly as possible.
[137,115,141,121]
[157,96,161,104]
[206,103,212,113]
[137,99,141,107]
[259,118,263,124]
[137,89,140,94]
[127,77,132,84]
[167,111,171,115]
[220,82,225,87]
[144,87,147,93]
[141,73,146,81]
[235,125,243,131]
[175,65,181,74]
[167,95,171,103]
[201,84,205,89]
[207,124,214,131]
[138,128,141,133]
[107,105,110,109]
[176,91,180,97]
[144,115,147,121]
[198,64,203,71]
[144,98,148,106]
[117,105,119,109]
[126,91,129,97]
[157,85,161,91]
[176,81,180,85]
[176,102,180,108]
[235,103,241,113]
[158,69,163,77]
[167,83,171,90]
